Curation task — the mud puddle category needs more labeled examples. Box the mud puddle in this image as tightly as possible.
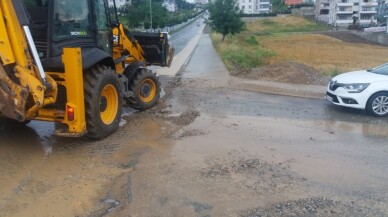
[0,109,181,217]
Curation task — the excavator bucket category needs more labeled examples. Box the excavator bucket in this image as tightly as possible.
[132,32,175,67]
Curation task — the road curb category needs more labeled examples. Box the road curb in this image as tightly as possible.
[231,77,327,99]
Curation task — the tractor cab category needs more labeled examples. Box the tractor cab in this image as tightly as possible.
[24,0,114,71]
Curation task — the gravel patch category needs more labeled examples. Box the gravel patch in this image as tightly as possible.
[201,156,305,192]
[240,197,387,217]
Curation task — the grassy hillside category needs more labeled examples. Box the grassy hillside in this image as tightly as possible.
[211,15,388,76]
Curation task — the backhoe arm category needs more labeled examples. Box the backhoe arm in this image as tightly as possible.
[0,0,57,121]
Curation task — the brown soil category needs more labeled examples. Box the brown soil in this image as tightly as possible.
[234,61,330,85]
[318,31,386,46]
[232,31,385,85]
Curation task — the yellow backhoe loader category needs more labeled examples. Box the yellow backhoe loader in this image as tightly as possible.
[0,0,174,139]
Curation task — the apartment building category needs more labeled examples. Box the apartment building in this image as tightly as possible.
[195,0,209,4]
[238,0,272,14]
[162,0,177,12]
[108,0,131,8]
[316,0,377,27]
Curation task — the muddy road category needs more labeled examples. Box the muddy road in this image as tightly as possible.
[1,33,388,217]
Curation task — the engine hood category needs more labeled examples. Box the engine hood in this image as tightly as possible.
[332,70,388,84]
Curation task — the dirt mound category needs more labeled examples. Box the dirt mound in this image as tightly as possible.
[234,61,330,85]
[319,31,385,46]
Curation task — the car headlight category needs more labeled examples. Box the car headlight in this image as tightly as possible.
[343,83,370,93]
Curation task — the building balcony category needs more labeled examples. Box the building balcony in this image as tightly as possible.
[336,10,354,13]
[337,2,353,6]
[336,20,353,23]
[359,10,377,13]
[359,18,377,22]
[360,2,378,6]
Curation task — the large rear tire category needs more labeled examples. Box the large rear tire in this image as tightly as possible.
[84,65,122,139]
[127,69,160,111]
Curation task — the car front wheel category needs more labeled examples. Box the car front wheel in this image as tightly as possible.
[367,92,388,117]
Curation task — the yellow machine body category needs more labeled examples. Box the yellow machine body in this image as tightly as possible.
[0,0,173,138]
[0,1,86,136]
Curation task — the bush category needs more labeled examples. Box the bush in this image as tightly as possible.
[221,47,273,69]
[330,67,342,77]
[245,36,259,45]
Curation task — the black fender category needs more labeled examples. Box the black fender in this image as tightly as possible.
[82,48,115,70]
[123,62,149,82]
[41,48,115,72]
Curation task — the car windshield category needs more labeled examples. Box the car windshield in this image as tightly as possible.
[368,63,388,75]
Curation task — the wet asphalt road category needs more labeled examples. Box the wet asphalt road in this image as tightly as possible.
[1,23,388,216]
[2,83,384,150]
[170,18,205,55]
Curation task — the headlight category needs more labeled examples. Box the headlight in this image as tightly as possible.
[343,83,370,93]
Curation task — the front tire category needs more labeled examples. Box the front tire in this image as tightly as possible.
[127,69,160,111]
[367,92,388,117]
[84,65,123,139]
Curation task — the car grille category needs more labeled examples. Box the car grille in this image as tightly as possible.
[329,80,344,91]
[326,92,339,103]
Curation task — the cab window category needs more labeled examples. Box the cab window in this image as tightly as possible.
[52,0,92,41]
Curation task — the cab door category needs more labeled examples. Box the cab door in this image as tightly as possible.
[94,0,112,55]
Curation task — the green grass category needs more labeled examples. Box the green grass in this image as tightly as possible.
[251,16,329,35]
[211,33,274,70]
[210,16,329,72]
[258,22,328,35]
[261,19,277,26]
[329,67,342,77]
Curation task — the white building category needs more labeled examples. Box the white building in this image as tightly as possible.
[163,0,177,12]
[316,0,378,27]
[108,0,131,8]
[238,0,272,14]
[195,0,209,4]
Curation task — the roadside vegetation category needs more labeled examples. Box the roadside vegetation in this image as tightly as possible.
[211,34,274,74]
[208,0,245,41]
[211,15,388,80]
[114,0,201,30]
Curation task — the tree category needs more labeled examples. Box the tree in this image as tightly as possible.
[271,0,288,14]
[208,0,245,41]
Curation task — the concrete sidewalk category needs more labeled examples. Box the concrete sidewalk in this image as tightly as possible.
[156,28,327,100]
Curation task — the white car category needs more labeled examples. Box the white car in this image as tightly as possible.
[326,63,388,116]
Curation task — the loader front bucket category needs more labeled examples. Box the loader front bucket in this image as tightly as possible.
[132,32,174,67]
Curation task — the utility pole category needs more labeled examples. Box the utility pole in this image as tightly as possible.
[150,0,153,30]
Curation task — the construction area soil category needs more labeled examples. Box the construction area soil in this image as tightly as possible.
[231,31,387,85]
[318,31,387,46]
[233,61,330,85]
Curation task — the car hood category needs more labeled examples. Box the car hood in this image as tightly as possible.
[332,70,388,83]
